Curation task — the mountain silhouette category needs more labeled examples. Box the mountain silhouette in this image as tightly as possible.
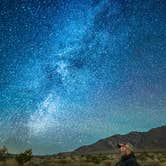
[72,125,166,154]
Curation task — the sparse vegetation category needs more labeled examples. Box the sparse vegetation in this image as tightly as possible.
[0,147,165,166]
[0,146,8,161]
[16,149,32,166]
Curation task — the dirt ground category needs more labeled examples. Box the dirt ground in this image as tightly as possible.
[0,151,165,166]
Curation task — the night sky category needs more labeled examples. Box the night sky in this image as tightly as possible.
[0,0,166,155]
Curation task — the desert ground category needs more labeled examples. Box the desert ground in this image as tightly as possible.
[0,150,166,166]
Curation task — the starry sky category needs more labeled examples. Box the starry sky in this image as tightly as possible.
[0,0,166,155]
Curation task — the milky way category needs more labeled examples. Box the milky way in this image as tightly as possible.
[0,0,166,154]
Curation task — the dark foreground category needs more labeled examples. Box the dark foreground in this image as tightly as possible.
[0,150,166,166]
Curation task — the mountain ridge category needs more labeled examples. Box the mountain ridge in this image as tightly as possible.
[69,125,166,154]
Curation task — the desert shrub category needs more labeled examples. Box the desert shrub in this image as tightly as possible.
[98,153,109,160]
[56,153,66,159]
[137,152,147,161]
[59,159,72,164]
[70,154,75,160]
[81,154,85,158]
[16,149,32,165]
[160,159,166,163]
[85,154,101,164]
[0,146,8,161]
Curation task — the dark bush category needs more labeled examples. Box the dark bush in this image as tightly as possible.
[0,146,8,161]
[16,149,32,166]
